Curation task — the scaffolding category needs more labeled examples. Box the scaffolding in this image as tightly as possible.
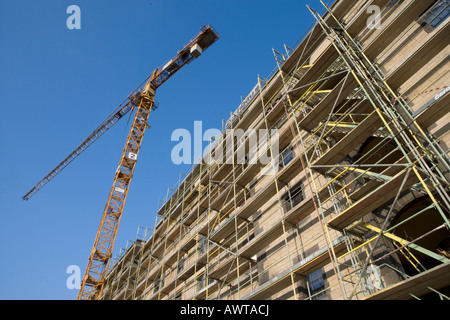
[101,0,450,300]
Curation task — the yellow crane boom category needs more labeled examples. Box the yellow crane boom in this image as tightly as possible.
[21,25,219,300]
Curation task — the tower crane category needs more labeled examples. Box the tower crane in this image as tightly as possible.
[22,25,220,299]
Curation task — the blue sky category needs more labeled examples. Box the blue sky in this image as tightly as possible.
[0,0,328,299]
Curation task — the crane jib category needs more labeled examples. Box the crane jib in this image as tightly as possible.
[21,99,135,201]
[22,26,219,201]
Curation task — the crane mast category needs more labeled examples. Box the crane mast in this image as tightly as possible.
[21,25,219,300]
[78,26,219,300]
[77,82,157,300]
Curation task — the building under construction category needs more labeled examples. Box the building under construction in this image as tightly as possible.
[100,0,450,300]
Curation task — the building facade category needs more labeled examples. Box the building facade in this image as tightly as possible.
[101,0,450,300]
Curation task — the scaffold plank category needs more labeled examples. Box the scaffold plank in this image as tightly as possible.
[327,169,419,230]
[363,262,450,300]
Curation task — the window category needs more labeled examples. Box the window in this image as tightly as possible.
[418,0,450,31]
[308,269,325,299]
[198,237,206,255]
[198,274,206,291]
[154,275,164,294]
[178,255,185,273]
[282,181,304,209]
[279,146,294,168]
